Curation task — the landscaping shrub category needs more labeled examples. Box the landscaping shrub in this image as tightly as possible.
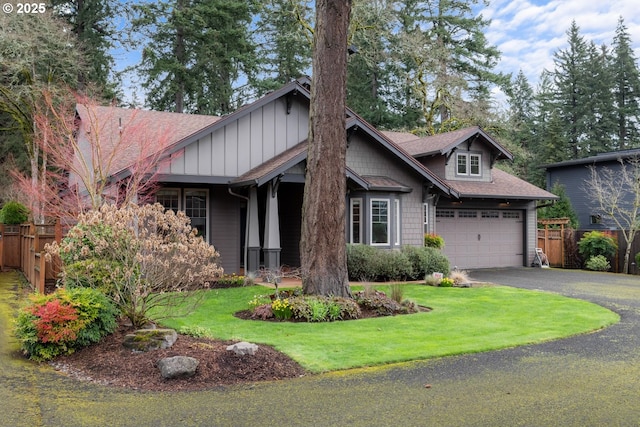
[346,244,379,281]
[347,244,450,282]
[374,250,413,281]
[585,255,611,271]
[353,289,417,316]
[45,203,223,328]
[439,277,455,287]
[578,231,617,262]
[0,200,29,224]
[14,287,118,361]
[424,233,444,249]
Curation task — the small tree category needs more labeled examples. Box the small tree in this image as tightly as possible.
[585,158,640,273]
[0,201,29,224]
[46,203,223,327]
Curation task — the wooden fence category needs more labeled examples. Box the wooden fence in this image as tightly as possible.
[0,222,63,293]
[538,223,640,274]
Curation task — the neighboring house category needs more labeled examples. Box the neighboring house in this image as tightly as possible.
[72,78,556,273]
[544,149,640,230]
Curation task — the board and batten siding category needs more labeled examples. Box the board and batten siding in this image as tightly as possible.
[169,97,309,177]
[209,186,242,274]
[346,134,427,247]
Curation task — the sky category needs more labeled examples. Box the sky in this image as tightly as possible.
[114,0,640,108]
[481,0,640,93]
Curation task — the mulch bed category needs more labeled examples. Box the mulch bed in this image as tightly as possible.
[50,321,306,392]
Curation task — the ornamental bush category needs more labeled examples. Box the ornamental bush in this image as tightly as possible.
[14,287,118,361]
[346,244,450,281]
[0,201,29,224]
[424,233,444,249]
[45,203,223,328]
[585,255,611,272]
[578,231,617,262]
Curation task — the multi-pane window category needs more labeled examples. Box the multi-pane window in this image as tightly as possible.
[185,190,208,240]
[350,198,362,244]
[423,203,429,233]
[395,199,400,246]
[456,153,482,176]
[156,189,180,212]
[371,199,389,245]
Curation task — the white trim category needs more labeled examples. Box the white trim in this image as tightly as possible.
[349,198,363,244]
[456,152,482,176]
[394,199,400,246]
[370,198,390,246]
[423,202,429,233]
[155,188,181,211]
[184,188,209,240]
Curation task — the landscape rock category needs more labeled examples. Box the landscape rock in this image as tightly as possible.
[122,328,178,352]
[226,341,259,356]
[157,356,199,379]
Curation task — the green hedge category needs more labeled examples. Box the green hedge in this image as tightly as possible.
[347,244,450,282]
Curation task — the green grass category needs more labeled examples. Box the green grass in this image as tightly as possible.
[159,284,619,373]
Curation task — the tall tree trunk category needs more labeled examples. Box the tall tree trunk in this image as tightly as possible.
[300,0,352,297]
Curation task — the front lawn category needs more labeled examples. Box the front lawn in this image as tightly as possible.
[160,284,618,373]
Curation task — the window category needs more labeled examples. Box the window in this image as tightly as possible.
[456,153,482,176]
[458,210,478,218]
[436,209,455,218]
[395,199,400,246]
[370,199,389,245]
[423,203,429,233]
[481,211,500,218]
[350,198,362,244]
[503,211,521,219]
[185,189,208,240]
[156,188,180,212]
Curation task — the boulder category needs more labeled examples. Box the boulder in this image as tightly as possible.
[226,341,259,356]
[157,356,199,379]
[122,328,178,352]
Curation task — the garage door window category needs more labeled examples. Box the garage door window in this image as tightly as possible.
[371,199,389,245]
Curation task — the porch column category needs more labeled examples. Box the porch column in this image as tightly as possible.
[246,186,261,274]
[263,180,281,271]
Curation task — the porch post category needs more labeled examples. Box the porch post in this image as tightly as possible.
[263,180,281,271]
[246,186,261,273]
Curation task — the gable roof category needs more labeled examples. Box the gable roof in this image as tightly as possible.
[383,126,513,161]
[543,148,640,169]
[445,168,557,200]
[75,104,221,180]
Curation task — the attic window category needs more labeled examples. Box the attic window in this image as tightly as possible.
[456,153,481,176]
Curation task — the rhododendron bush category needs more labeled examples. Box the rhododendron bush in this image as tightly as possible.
[46,203,223,327]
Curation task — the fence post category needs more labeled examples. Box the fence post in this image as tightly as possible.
[38,254,45,294]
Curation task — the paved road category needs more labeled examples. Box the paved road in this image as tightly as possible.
[1,268,639,426]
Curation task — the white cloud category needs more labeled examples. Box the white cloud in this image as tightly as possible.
[483,0,640,88]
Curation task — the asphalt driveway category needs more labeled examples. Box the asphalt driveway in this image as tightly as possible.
[1,268,639,427]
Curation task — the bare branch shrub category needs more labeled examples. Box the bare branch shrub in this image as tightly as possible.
[46,203,223,327]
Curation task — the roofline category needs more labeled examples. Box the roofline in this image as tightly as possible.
[543,150,640,169]
[345,115,456,197]
[454,194,559,201]
[229,147,308,188]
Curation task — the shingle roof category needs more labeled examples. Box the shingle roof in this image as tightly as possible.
[382,126,513,161]
[361,176,412,192]
[75,104,220,178]
[230,141,308,187]
[445,168,557,200]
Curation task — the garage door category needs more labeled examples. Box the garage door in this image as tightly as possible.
[435,209,524,269]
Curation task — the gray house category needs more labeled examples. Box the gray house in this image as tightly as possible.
[74,78,555,273]
[544,149,640,230]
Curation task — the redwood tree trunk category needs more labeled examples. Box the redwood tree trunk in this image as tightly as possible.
[300,0,352,297]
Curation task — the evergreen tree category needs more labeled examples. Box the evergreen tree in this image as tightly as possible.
[252,0,312,96]
[133,0,258,115]
[611,17,640,149]
[553,20,590,159]
[50,0,118,99]
[346,0,397,128]
[582,42,617,154]
[504,70,535,180]
[538,182,579,229]
[389,0,506,133]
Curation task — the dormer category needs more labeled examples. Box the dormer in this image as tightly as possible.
[383,126,513,183]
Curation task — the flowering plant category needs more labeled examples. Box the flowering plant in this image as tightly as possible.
[439,277,455,287]
[271,298,293,320]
